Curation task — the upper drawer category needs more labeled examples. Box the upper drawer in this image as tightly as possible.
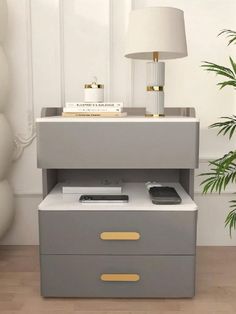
[36,117,199,169]
[39,210,197,255]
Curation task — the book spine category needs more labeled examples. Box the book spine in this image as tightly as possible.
[65,102,123,108]
[63,107,122,113]
[62,112,127,117]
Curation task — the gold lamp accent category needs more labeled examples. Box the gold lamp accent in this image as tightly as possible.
[153,51,159,62]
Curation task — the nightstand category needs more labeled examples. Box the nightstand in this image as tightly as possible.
[37,107,199,298]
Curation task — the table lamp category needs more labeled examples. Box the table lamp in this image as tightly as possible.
[125,7,187,116]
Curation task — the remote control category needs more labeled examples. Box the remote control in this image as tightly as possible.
[149,186,182,205]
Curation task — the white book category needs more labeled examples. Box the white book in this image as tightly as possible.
[62,112,127,117]
[62,182,122,194]
[65,102,123,108]
[63,107,122,113]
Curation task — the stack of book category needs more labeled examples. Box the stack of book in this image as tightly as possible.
[62,102,126,117]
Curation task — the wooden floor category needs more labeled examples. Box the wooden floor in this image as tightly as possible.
[0,246,236,314]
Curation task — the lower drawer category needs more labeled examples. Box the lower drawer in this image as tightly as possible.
[40,255,195,298]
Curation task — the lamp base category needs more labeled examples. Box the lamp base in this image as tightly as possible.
[146,61,165,116]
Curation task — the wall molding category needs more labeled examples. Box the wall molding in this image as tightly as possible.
[195,191,235,195]
[107,0,113,102]
[15,193,42,198]
[25,0,34,122]
[12,0,36,161]
[59,0,65,107]
[199,156,221,163]
[128,0,134,107]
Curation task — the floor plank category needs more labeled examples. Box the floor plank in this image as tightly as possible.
[0,246,235,313]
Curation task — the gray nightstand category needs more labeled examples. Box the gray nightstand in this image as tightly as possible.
[37,107,199,298]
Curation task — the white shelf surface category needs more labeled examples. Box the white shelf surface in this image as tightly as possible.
[38,182,197,212]
[36,116,199,123]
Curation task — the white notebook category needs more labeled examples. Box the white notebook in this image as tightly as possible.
[62,181,122,194]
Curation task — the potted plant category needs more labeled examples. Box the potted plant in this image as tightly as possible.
[200,30,236,235]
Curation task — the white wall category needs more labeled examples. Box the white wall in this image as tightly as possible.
[1,0,236,245]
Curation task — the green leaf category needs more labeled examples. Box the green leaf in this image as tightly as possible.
[228,36,236,45]
[203,68,235,80]
[229,124,236,139]
[201,62,235,77]
[225,202,236,237]
[209,116,236,139]
[229,57,236,75]
[218,29,236,46]
[199,151,236,195]
[223,125,233,135]
[217,80,236,89]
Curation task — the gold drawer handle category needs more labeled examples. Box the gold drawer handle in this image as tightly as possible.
[100,274,140,282]
[100,232,140,241]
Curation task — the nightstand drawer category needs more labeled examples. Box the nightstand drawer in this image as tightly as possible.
[39,210,197,255]
[40,254,195,298]
[36,120,199,169]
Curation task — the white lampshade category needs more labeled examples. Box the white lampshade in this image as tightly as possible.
[125,7,187,60]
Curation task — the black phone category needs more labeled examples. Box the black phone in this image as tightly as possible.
[79,195,129,203]
[149,186,181,205]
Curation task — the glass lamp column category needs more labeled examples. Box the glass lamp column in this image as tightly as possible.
[146,52,165,117]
